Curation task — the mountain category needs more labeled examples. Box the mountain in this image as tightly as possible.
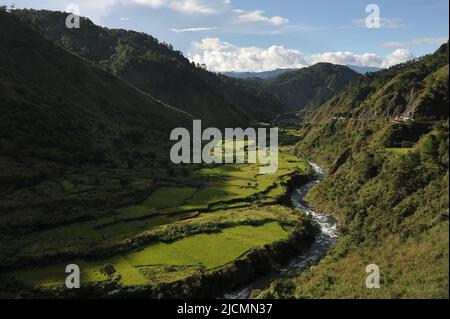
[0,9,193,169]
[223,65,382,80]
[263,63,360,110]
[0,9,202,231]
[222,68,297,80]
[13,9,287,127]
[346,65,383,74]
[294,42,449,164]
[308,43,449,126]
[261,43,450,299]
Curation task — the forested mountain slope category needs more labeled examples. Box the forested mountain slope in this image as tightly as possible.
[0,9,195,233]
[263,63,360,110]
[0,10,192,171]
[294,43,449,164]
[14,9,287,127]
[261,44,449,299]
[309,43,449,123]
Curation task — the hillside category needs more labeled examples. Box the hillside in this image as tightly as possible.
[0,9,196,234]
[310,44,449,124]
[264,63,360,110]
[13,9,288,127]
[261,44,449,299]
[0,10,316,298]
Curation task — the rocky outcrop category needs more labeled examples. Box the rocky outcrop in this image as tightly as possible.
[328,148,352,175]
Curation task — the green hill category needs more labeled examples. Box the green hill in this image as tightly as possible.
[13,9,287,127]
[261,44,449,299]
[0,9,196,232]
[309,43,449,124]
[263,63,360,110]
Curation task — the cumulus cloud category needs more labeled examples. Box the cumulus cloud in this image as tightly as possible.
[383,37,448,48]
[382,49,415,68]
[189,38,307,72]
[233,9,289,25]
[189,38,416,72]
[308,51,383,68]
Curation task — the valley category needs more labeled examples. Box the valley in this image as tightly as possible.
[0,6,448,300]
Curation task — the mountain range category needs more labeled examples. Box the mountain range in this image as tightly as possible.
[0,7,448,299]
[247,63,361,110]
[13,9,287,128]
[223,65,382,80]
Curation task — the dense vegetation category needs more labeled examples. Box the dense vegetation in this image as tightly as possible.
[0,9,202,233]
[251,63,360,110]
[261,44,449,299]
[306,43,449,123]
[0,6,448,299]
[13,9,288,128]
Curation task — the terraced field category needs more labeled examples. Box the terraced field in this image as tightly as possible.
[4,143,313,295]
[15,222,289,287]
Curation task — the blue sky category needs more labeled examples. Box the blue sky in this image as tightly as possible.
[3,0,449,72]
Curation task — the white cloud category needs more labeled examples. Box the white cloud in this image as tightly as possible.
[168,0,219,15]
[131,0,227,15]
[383,37,448,48]
[60,0,116,21]
[352,17,405,29]
[171,27,217,33]
[382,49,415,68]
[189,38,416,72]
[189,38,307,72]
[234,9,289,25]
[308,52,383,68]
[309,49,415,68]
[63,0,226,18]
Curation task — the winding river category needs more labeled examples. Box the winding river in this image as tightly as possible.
[224,163,338,299]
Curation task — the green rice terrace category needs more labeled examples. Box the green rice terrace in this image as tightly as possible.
[0,141,317,298]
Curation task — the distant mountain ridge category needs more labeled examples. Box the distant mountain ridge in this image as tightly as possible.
[222,65,382,80]
[222,68,297,80]
[346,65,383,74]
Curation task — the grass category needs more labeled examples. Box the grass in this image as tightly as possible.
[125,242,199,267]
[139,265,200,283]
[109,257,148,286]
[385,148,415,154]
[116,187,197,217]
[290,222,449,299]
[14,222,289,287]
[126,222,288,270]
[15,260,109,288]
[7,147,310,283]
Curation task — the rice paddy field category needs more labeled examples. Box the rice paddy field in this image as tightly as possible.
[2,141,313,294]
[14,222,289,288]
